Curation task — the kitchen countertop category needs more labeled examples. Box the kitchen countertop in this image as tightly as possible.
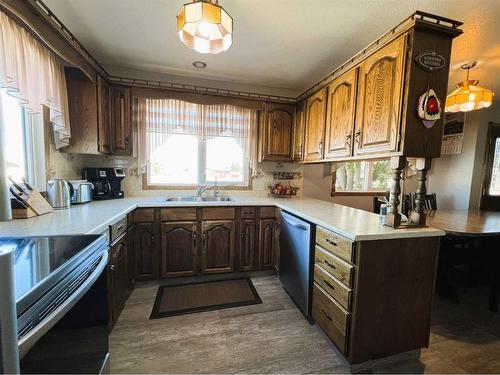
[0,196,444,241]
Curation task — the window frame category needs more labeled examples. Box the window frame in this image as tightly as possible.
[330,158,391,196]
[480,122,500,210]
[144,137,253,190]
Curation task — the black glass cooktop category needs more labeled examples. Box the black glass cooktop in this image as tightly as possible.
[0,235,103,303]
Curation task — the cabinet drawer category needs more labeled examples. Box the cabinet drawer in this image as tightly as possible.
[312,283,349,354]
[130,208,155,223]
[259,206,276,219]
[240,207,256,219]
[202,207,235,220]
[314,264,352,310]
[110,216,127,243]
[161,208,197,221]
[315,245,354,287]
[316,226,354,262]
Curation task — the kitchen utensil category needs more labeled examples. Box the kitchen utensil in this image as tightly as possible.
[68,180,93,204]
[46,179,72,210]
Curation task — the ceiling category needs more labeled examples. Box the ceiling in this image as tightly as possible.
[43,0,500,98]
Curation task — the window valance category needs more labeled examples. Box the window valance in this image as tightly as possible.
[0,10,70,149]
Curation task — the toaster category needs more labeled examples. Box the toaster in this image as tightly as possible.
[68,180,93,204]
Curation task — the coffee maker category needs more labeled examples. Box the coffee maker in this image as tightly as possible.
[83,168,125,200]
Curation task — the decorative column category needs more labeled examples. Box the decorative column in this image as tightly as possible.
[386,156,406,228]
[410,158,432,225]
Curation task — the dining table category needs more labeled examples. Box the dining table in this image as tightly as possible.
[426,209,500,312]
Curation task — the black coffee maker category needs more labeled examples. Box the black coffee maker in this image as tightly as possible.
[83,168,125,200]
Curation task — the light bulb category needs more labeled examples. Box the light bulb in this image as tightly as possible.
[198,21,211,38]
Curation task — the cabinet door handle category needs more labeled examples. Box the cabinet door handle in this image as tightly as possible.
[323,280,335,290]
[109,265,115,271]
[326,238,337,246]
[202,233,207,245]
[240,232,245,240]
[324,260,336,270]
[345,134,351,147]
[192,233,197,247]
[321,308,333,322]
[354,130,361,144]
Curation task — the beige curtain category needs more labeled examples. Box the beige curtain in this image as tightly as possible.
[0,10,70,149]
[137,98,258,177]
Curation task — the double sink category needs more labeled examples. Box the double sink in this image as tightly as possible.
[164,196,234,202]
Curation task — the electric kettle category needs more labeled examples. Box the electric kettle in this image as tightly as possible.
[46,179,73,210]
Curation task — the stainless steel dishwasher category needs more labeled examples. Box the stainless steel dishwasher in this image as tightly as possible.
[279,211,314,318]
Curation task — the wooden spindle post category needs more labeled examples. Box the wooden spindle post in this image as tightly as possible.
[410,157,432,225]
[386,156,406,228]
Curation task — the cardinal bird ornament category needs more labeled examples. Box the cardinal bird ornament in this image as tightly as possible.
[418,88,441,128]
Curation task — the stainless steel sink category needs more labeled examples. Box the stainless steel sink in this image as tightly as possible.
[164,196,233,202]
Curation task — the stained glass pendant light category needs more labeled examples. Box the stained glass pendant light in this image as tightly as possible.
[177,0,233,54]
[445,62,495,113]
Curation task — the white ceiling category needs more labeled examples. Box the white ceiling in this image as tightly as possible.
[43,0,500,98]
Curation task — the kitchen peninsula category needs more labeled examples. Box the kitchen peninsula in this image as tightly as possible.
[0,197,443,365]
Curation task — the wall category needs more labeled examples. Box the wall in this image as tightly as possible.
[424,101,500,210]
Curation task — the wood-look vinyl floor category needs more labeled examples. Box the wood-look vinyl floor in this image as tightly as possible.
[109,275,500,374]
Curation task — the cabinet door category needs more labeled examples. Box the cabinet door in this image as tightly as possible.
[304,88,327,161]
[63,68,99,154]
[110,233,128,325]
[354,36,406,155]
[127,224,136,292]
[257,219,275,270]
[239,219,256,271]
[262,104,294,161]
[201,220,235,274]
[324,70,357,159]
[134,222,157,280]
[161,221,198,277]
[293,100,306,162]
[110,85,132,155]
[97,75,112,154]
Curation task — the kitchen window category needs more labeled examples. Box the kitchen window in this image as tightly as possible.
[332,159,392,194]
[0,90,46,190]
[139,98,257,189]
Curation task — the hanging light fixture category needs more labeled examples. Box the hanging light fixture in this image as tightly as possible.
[445,62,495,113]
[176,0,233,54]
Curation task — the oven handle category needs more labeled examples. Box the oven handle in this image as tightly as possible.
[18,250,109,358]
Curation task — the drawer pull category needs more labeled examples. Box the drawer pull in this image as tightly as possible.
[324,260,336,269]
[321,308,333,321]
[323,280,335,290]
[116,223,125,232]
[325,238,337,246]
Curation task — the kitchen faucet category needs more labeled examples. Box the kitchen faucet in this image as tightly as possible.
[196,185,211,197]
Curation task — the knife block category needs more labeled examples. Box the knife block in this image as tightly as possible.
[11,190,54,219]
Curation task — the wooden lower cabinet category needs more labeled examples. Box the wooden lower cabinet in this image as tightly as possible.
[201,220,235,274]
[109,232,128,327]
[312,225,440,364]
[239,219,256,271]
[134,222,157,280]
[257,218,276,270]
[127,223,136,292]
[161,221,198,277]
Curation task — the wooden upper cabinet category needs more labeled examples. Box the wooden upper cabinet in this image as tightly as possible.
[97,75,112,154]
[293,100,306,162]
[110,85,132,155]
[63,68,99,154]
[324,69,358,159]
[161,222,198,277]
[354,36,406,156]
[201,220,235,274]
[261,104,294,161]
[304,88,327,162]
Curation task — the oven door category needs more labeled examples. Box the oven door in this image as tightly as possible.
[19,252,109,374]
